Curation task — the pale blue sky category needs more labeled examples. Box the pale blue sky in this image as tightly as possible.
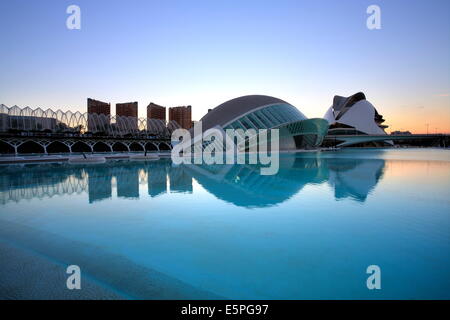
[0,0,449,132]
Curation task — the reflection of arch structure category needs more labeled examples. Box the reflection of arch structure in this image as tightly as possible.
[0,159,191,204]
[0,165,88,204]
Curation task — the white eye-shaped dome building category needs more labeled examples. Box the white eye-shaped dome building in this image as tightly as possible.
[323,92,388,136]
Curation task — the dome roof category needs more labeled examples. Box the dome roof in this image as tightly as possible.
[199,95,289,131]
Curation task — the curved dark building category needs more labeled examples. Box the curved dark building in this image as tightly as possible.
[189,95,329,151]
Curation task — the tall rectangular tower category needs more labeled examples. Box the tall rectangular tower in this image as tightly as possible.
[116,101,138,118]
[116,102,138,133]
[147,102,166,121]
[169,105,192,129]
[87,98,111,133]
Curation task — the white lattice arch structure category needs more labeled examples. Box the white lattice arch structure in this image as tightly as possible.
[0,104,179,138]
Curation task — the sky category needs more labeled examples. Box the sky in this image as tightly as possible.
[0,0,449,133]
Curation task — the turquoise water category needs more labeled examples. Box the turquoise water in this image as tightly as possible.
[0,148,449,299]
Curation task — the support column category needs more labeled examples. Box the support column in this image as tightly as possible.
[84,140,96,154]
[62,140,76,154]
[35,140,51,155]
[6,139,25,156]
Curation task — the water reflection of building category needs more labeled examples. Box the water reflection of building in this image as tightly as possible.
[115,166,140,199]
[326,158,385,202]
[0,160,188,204]
[0,164,87,204]
[185,154,386,207]
[186,156,327,208]
[169,165,193,193]
[86,167,112,203]
[147,161,168,197]
[0,154,385,206]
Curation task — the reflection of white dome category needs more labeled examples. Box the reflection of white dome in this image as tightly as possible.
[324,92,388,135]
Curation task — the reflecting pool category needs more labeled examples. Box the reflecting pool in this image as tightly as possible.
[0,148,449,299]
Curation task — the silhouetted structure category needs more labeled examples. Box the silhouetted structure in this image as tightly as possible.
[391,130,412,135]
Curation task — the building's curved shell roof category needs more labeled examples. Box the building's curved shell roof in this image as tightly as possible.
[324,93,387,135]
[199,95,290,131]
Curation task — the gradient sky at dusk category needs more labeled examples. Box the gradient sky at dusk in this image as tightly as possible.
[0,0,449,133]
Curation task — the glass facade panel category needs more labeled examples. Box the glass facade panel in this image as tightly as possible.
[223,103,307,130]
[242,116,258,130]
[262,106,284,125]
[254,110,274,127]
[235,120,247,130]
[248,113,267,129]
